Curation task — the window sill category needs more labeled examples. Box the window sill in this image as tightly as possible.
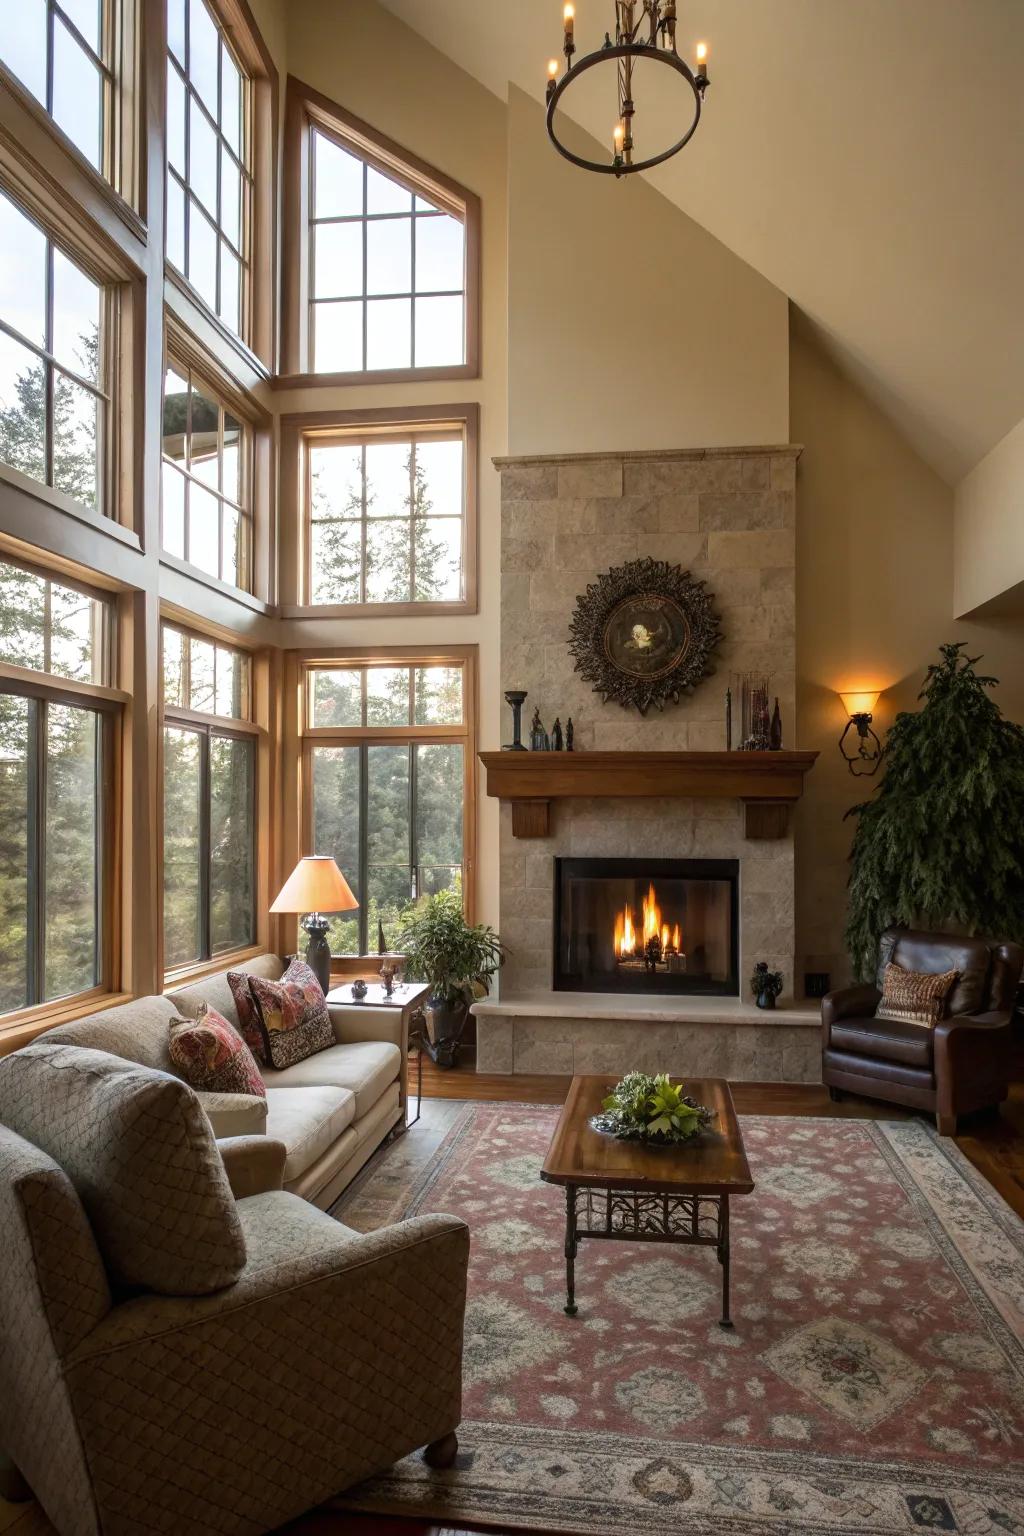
[281,598,478,619]
[0,990,132,1057]
[159,553,270,613]
[164,266,272,383]
[163,945,267,993]
[271,362,478,391]
[0,464,142,549]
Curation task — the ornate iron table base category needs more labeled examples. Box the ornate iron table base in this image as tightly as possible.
[562,1183,733,1328]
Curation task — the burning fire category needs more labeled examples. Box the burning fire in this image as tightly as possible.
[614,883,682,958]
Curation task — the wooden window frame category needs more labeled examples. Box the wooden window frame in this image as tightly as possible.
[279,403,479,618]
[279,77,481,386]
[164,0,277,372]
[285,645,478,960]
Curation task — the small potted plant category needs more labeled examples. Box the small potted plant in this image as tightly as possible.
[750,960,784,1010]
[398,889,505,1068]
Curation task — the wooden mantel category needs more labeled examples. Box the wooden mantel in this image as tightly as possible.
[479,750,819,839]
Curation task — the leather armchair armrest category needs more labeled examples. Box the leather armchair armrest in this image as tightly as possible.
[933,1010,1014,1118]
[218,1136,287,1199]
[822,983,881,1037]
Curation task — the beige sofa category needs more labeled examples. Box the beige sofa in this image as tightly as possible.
[47,954,406,1209]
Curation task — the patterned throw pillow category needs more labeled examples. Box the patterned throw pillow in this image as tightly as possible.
[876,961,959,1028]
[246,958,335,1070]
[168,1004,266,1098]
[227,969,268,1063]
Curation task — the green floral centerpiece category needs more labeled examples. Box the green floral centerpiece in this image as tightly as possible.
[591,1071,716,1145]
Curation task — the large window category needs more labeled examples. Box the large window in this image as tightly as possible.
[162,624,256,973]
[0,0,114,178]
[166,0,252,337]
[304,655,474,955]
[0,557,116,1015]
[161,359,252,591]
[0,185,108,513]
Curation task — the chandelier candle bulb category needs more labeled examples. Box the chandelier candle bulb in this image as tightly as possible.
[563,2,575,47]
[695,41,708,79]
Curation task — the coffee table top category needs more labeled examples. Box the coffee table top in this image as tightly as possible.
[541,1075,754,1196]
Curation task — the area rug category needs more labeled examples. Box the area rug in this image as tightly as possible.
[332,1105,1024,1534]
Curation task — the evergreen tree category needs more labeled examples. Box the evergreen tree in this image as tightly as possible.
[0,333,100,508]
[845,642,1024,979]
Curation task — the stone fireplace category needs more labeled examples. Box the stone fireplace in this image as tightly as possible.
[475,445,820,1081]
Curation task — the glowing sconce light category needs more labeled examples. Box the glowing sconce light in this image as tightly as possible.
[838,689,883,775]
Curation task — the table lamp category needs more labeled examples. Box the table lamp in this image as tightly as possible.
[270,855,358,994]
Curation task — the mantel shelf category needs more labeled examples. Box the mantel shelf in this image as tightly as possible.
[478,750,819,840]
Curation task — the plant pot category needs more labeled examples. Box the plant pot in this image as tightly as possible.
[422,996,469,1069]
[755,990,777,1010]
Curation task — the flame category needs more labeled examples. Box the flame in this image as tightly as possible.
[614,903,637,957]
[642,883,661,944]
[672,923,681,951]
[612,884,684,960]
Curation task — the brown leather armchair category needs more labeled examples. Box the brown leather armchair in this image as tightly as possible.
[822,927,1023,1135]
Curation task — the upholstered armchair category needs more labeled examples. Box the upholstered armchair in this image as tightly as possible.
[0,1042,468,1536]
[822,926,1023,1135]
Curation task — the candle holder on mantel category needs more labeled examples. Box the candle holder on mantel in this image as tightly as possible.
[731,673,777,751]
[503,689,528,751]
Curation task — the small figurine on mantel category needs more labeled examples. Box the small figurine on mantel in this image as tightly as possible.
[770,697,783,751]
[566,717,575,751]
[530,707,550,751]
[551,717,564,751]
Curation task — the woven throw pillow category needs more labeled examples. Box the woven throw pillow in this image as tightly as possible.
[0,1041,246,1295]
[876,961,959,1028]
[227,969,268,1063]
[247,958,335,1070]
[168,1004,266,1099]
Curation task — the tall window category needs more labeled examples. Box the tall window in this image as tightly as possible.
[0,558,116,1014]
[166,0,252,337]
[304,657,473,955]
[308,426,465,606]
[162,624,256,973]
[0,186,107,513]
[0,0,114,177]
[161,360,252,590]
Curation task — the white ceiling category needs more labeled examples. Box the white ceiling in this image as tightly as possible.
[380,0,1024,484]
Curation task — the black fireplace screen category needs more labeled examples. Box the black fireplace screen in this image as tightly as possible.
[553,857,739,995]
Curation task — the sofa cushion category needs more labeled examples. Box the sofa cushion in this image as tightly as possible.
[195,1090,268,1139]
[263,1086,356,1183]
[226,970,271,1062]
[828,1013,935,1069]
[168,1004,266,1098]
[166,953,284,1043]
[247,959,335,1071]
[876,962,958,1028]
[262,1040,401,1120]
[0,1043,245,1295]
[46,995,182,1075]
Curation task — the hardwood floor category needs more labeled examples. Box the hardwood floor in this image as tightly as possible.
[4,1047,1021,1536]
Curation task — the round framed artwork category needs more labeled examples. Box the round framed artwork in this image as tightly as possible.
[568,556,722,714]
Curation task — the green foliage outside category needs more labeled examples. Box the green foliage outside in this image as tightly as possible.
[845,642,1024,980]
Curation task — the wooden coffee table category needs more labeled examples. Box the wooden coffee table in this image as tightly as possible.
[540,1075,754,1328]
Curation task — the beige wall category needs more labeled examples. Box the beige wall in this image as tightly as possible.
[505,87,790,457]
[791,312,1024,988]
[954,417,1024,618]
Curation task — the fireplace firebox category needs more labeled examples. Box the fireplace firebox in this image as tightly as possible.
[553,857,739,995]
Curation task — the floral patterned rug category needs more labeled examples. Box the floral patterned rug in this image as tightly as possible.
[333,1104,1024,1534]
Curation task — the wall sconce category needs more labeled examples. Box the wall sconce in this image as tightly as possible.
[838,690,882,775]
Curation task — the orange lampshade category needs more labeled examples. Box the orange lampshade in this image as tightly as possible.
[839,689,881,718]
[270,856,358,915]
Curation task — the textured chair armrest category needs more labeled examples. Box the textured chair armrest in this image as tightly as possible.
[196,1089,268,1138]
[218,1136,287,1198]
[821,983,881,1035]
[328,1004,404,1051]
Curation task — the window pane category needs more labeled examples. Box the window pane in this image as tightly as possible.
[0,564,45,670]
[414,294,464,367]
[366,217,411,296]
[49,581,100,681]
[220,500,240,587]
[214,643,248,719]
[365,441,410,517]
[209,734,254,953]
[60,0,101,51]
[367,744,409,869]
[314,133,363,218]
[0,561,107,681]
[414,516,462,601]
[221,50,242,152]
[52,249,101,384]
[52,21,102,170]
[167,176,186,269]
[415,214,464,293]
[0,333,46,486]
[0,694,30,1011]
[366,297,411,370]
[414,667,463,726]
[314,221,363,299]
[167,63,187,175]
[222,411,241,501]
[311,746,361,954]
[162,366,189,459]
[188,203,218,311]
[189,97,218,215]
[313,300,362,373]
[366,166,412,216]
[366,669,411,727]
[416,438,463,516]
[162,463,186,557]
[311,442,362,518]
[167,0,186,63]
[310,520,361,605]
[0,0,46,103]
[416,743,463,865]
[367,863,413,952]
[163,726,202,969]
[163,629,185,707]
[52,372,100,510]
[220,147,241,247]
[0,189,47,349]
[365,518,411,603]
[219,243,240,331]
[189,0,219,111]
[44,704,99,1001]
[189,636,216,712]
[311,669,362,728]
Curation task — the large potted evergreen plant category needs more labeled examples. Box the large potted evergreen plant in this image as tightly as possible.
[845,642,1024,979]
[398,889,505,1068]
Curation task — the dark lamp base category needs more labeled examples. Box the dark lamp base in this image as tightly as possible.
[301,913,332,996]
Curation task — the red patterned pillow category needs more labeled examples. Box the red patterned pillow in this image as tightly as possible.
[168,1004,266,1098]
[246,958,335,1070]
[227,970,268,1063]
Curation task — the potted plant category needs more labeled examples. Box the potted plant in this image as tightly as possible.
[398,888,505,1068]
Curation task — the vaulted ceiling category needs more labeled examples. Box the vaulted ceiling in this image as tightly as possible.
[380,0,1024,485]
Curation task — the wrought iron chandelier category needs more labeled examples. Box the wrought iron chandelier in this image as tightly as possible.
[545,1,710,176]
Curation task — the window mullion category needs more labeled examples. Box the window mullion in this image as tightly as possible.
[25,698,44,1007]
[199,727,212,963]
[358,740,369,956]
[408,738,417,905]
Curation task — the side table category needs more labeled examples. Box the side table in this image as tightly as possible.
[325,981,430,1131]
